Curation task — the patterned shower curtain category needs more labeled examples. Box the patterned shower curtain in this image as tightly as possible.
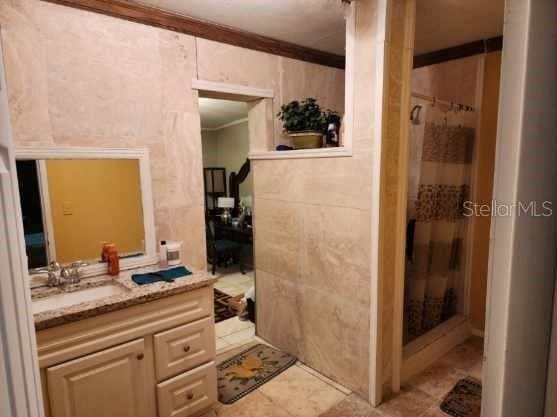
[405,102,476,342]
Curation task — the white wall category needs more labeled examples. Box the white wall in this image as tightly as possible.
[201,130,219,167]
[201,121,252,198]
[483,1,557,416]
[0,40,44,417]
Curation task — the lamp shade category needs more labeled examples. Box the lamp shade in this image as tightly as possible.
[240,196,253,208]
[217,197,235,209]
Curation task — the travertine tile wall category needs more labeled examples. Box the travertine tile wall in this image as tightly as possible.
[412,55,480,107]
[254,0,381,398]
[378,0,416,394]
[0,0,344,273]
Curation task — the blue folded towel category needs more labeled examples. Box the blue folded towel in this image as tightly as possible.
[132,266,192,285]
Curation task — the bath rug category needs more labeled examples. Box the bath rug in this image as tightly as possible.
[217,343,297,404]
[214,289,237,323]
[440,377,482,417]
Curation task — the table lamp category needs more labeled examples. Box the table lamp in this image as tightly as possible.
[217,197,235,223]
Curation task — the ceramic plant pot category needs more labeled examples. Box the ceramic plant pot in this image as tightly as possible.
[287,131,324,149]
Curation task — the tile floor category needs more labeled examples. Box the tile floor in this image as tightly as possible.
[213,267,254,297]
[202,336,484,417]
[321,336,484,417]
[213,268,256,352]
[215,316,256,352]
[209,347,352,417]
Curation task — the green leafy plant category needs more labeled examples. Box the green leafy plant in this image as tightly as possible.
[277,98,328,133]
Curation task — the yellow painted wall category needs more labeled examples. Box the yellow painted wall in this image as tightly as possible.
[470,51,502,331]
[46,159,144,263]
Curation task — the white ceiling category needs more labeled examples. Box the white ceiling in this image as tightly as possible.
[136,0,504,57]
[199,98,248,130]
[415,0,505,55]
[136,0,347,54]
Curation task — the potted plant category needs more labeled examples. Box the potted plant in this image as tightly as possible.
[277,98,327,149]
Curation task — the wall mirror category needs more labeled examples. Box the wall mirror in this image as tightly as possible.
[15,148,157,277]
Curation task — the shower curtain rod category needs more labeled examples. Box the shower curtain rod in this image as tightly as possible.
[411,92,475,111]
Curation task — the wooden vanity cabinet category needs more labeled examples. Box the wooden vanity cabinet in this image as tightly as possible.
[46,339,150,417]
[36,286,217,417]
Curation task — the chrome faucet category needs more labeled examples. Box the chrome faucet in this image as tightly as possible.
[61,261,88,285]
[30,260,88,287]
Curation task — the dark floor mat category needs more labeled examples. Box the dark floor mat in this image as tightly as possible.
[217,343,297,404]
[214,288,237,323]
[440,377,482,417]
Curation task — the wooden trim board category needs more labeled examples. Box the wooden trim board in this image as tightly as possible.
[192,79,274,101]
[41,0,345,69]
[414,36,503,68]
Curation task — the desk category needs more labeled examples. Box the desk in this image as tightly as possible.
[213,222,253,272]
[214,223,253,244]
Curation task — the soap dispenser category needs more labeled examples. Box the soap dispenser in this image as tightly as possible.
[159,240,168,268]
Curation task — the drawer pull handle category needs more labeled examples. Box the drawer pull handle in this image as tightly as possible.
[183,345,191,353]
[187,393,194,400]
[136,353,144,360]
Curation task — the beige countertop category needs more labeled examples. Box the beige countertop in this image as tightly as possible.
[31,264,216,331]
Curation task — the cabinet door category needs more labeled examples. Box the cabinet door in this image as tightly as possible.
[46,338,149,417]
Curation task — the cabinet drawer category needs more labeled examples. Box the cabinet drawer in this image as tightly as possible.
[157,361,217,417]
[154,316,215,381]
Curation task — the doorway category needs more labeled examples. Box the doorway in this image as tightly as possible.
[198,96,256,352]
[383,0,506,414]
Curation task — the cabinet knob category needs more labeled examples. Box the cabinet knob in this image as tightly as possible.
[183,345,191,353]
[136,353,144,360]
[187,393,194,400]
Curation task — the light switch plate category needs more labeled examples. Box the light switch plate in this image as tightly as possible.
[62,201,73,216]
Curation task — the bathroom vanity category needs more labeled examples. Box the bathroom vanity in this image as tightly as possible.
[14,147,218,417]
[32,267,217,417]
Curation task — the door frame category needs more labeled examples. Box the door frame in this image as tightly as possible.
[35,160,56,263]
[482,1,557,416]
[376,0,557,415]
[0,35,45,417]
[191,78,274,352]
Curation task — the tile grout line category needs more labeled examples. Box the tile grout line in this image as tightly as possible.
[256,389,299,417]
[295,362,352,396]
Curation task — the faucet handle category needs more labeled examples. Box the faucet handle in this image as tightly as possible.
[29,261,60,275]
[49,261,61,271]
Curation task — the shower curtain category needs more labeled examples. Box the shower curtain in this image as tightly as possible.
[405,100,476,342]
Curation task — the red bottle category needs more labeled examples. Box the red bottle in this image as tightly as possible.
[107,247,120,276]
[101,242,115,262]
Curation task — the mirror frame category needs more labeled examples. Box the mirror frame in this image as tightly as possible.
[15,147,157,277]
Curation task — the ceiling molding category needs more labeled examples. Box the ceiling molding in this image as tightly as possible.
[41,0,346,69]
[201,117,248,132]
[413,36,503,68]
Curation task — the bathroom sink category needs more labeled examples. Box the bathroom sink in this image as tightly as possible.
[32,283,128,314]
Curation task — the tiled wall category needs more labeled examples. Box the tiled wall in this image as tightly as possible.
[2,0,410,401]
[254,0,381,397]
[0,0,344,272]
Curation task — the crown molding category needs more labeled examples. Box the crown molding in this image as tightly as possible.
[201,117,248,132]
[41,0,346,69]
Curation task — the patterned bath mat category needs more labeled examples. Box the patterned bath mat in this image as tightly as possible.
[217,343,297,404]
[214,289,236,323]
[440,377,482,417]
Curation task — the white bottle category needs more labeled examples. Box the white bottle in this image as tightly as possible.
[159,240,168,268]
